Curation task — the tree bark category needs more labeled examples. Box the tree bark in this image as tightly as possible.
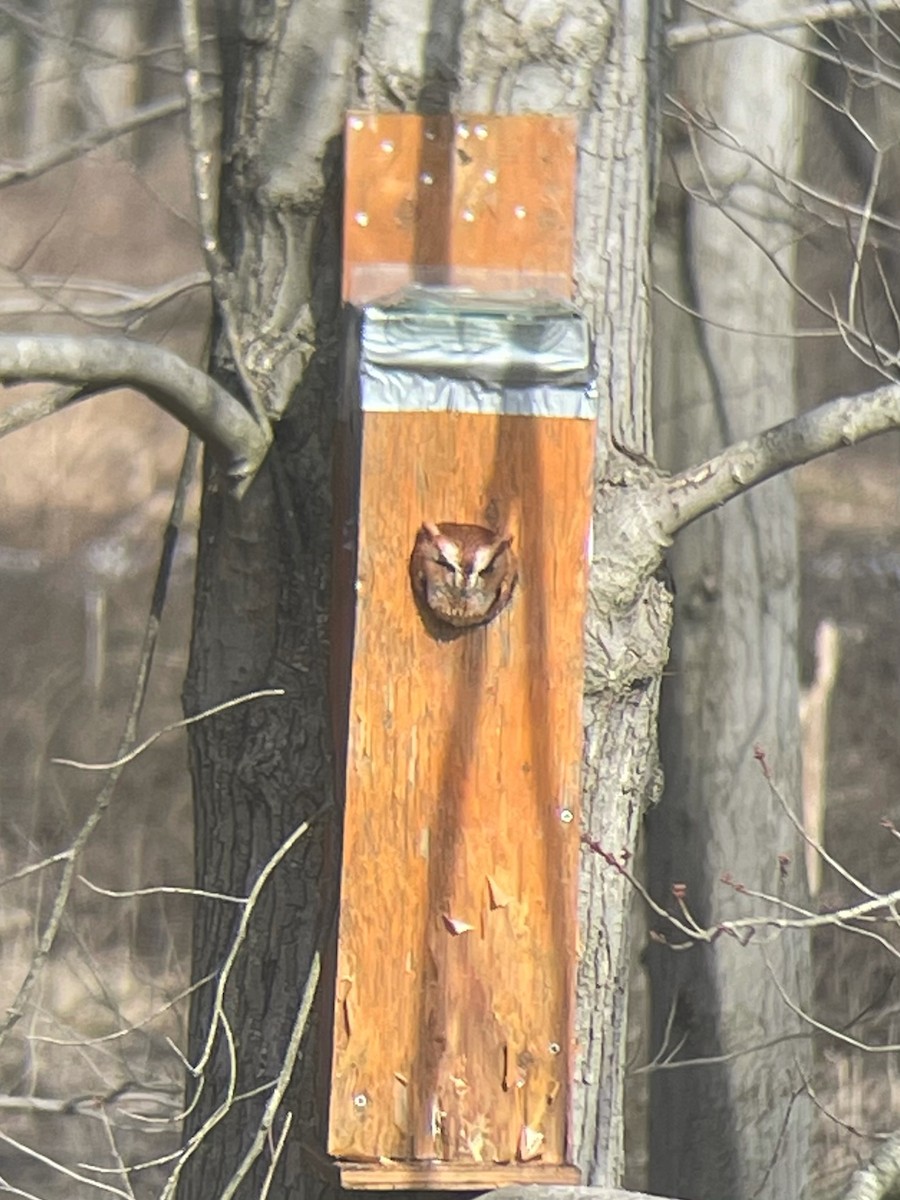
[180,2,355,1196]
[648,11,811,1199]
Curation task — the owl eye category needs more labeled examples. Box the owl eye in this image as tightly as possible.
[436,553,456,570]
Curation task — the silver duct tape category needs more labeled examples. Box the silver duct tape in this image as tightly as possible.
[360,365,598,419]
[361,288,592,384]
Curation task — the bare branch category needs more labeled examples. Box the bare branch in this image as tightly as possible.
[669,1,898,48]
[52,688,287,772]
[839,1132,900,1200]
[0,335,270,493]
[217,956,319,1200]
[664,382,900,535]
[0,95,215,186]
[0,1129,130,1198]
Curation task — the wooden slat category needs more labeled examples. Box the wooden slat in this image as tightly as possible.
[338,1160,583,1191]
[343,113,577,302]
[329,410,593,1167]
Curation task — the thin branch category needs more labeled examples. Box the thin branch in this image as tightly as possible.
[0,1130,130,1198]
[653,284,839,339]
[30,971,216,1048]
[0,849,70,890]
[668,1,899,48]
[584,834,900,943]
[0,95,214,186]
[0,335,270,493]
[757,746,879,902]
[218,955,320,1200]
[78,878,244,904]
[0,0,212,68]
[768,961,900,1054]
[190,812,327,1080]
[664,382,900,535]
[258,1113,292,1200]
[52,688,286,771]
[667,100,900,377]
[178,0,267,424]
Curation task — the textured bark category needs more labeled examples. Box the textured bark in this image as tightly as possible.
[182,1,667,1195]
[180,3,355,1197]
[648,13,811,1200]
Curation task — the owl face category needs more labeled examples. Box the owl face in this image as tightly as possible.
[409,521,518,629]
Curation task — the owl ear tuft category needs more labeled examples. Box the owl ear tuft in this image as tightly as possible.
[421,521,442,540]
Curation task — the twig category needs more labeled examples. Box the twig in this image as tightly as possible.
[78,878,244,904]
[0,1130,130,1198]
[768,959,900,1054]
[0,96,216,186]
[52,689,286,771]
[30,971,217,1047]
[190,811,328,1080]
[218,955,320,1200]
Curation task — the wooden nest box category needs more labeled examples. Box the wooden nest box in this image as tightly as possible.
[328,112,596,1190]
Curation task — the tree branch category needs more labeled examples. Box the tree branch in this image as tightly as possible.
[664,382,900,535]
[0,335,270,493]
[668,1,898,49]
[0,95,214,186]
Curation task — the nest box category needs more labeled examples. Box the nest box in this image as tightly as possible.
[327,112,596,1190]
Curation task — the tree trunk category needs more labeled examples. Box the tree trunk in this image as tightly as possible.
[180,2,355,1195]
[648,14,811,1200]
[182,1,668,1195]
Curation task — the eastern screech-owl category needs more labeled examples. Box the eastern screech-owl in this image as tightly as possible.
[409,521,518,629]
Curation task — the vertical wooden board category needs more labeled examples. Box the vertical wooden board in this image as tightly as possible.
[328,410,594,1168]
[343,113,577,302]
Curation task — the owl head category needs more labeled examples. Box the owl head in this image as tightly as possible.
[409,521,518,629]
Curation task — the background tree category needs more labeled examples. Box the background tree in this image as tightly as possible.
[648,11,810,1197]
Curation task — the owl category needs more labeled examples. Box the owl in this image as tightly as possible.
[409,521,518,629]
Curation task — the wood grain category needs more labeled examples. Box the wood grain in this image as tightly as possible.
[343,113,577,303]
[329,411,594,1171]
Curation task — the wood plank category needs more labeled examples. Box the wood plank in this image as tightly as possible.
[329,410,594,1167]
[338,1161,582,1191]
[343,113,577,302]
